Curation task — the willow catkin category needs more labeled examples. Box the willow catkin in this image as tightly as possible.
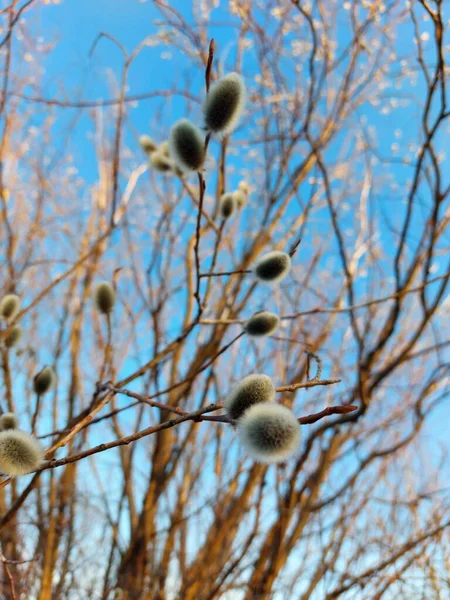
[94,282,116,315]
[4,324,22,348]
[233,189,247,209]
[0,412,18,431]
[33,366,55,396]
[159,141,170,157]
[244,311,280,337]
[224,374,275,421]
[253,251,291,284]
[204,72,246,135]
[0,430,44,475]
[0,294,21,321]
[139,135,158,154]
[149,151,173,173]
[169,119,205,172]
[219,193,237,219]
[237,403,301,463]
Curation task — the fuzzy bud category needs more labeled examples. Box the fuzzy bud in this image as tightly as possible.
[0,430,44,476]
[253,251,291,284]
[233,189,247,209]
[4,325,22,348]
[139,135,158,154]
[237,403,301,463]
[0,413,18,431]
[149,151,173,173]
[224,374,275,421]
[159,141,170,157]
[33,366,55,396]
[94,282,116,315]
[219,193,237,219]
[204,72,246,135]
[238,180,248,193]
[244,311,280,338]
[169,119,205,172]
[0,294,21,321]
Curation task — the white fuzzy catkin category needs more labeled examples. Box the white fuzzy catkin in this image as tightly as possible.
[204,72,246,135]
[139,135,158,154]
[232,189,247,209]
[4,325,22,348]
[169,119,205,172]
[33,366,55,396]
[94,282,116,315]
[149,151,173,173]
[0,294,21,321]
[225,374,275,421]
[253,251,291,284]
[0,412,18,431]
[244,312,280,338]
[237,403,301,463]
[0,429,44,475]
[219,193,237,219]
[159,141,170,157]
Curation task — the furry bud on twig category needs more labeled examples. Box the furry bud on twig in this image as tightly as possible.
[253,251,291,284]
[204,72,245,135]
[237,403,301,463]
[33,366,55,396]
[0,294,20,321]
[233,189,247,209]
[149,151,173,173]
[94,282,116,315]
[219,193,237,219]
[225,374,275,421]
[169,119,205,172]
[0,429,43,475]
[0,413,18,431]
[244,311,280,338]
[139,135,158,154]
[4,324,22,348]
[159,141,170,157]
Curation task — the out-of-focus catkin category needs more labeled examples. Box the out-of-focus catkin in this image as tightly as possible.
[237,403,301,463]
[224,374,275,421]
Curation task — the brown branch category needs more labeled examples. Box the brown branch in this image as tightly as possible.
[298,405,358,425]
[38,403,223,472]
[0,552,16,599]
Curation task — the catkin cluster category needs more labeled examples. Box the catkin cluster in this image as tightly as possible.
[225,374,301,463]
[0,294,23,350]
[218,181,249,221]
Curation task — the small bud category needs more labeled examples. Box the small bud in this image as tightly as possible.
[4,325,22,348]
[94,282,116,315]
[253,251,291,284]
[0,429,44,475]
[0,294,21,321]
[244,312,280,338]
[204,72,246,135]
[238,180,248,193]
[219,193,237,219]
[33,366,55,396]
[232,189,247,209]
[159,141,170,157]
[0,413,18,431]
[149,151,173,173]
[237,403,301,463]
[169,119,205,172]
[225,374,275,421]
[139,135,157,154]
